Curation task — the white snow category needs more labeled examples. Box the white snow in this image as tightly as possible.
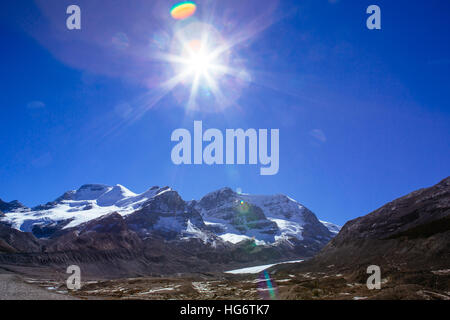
[96,185,136,206]
[218,233,266,245]
[192,282,211,293]
[225,259,304,274]
[219,233,253,244]
[1,184,341,248]
[203,221,224,226]
[320,220,341,234]
[1,184,170,232]
[198,191,311,244]
[276,279,292,283]
[181,220,210,244]
[202,215,273,244]
[268,218,304,240]
[137,286,180,295]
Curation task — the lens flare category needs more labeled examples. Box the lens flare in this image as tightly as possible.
[258,271,277,300]
[171,2,197,20]
[161,22,239,110]
[237,200,250,214]
[154,14,256,111]
[182,40,214,75]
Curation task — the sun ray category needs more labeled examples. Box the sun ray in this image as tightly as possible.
[187,73,201,110]
[149,15,280,112]
[202,71,228,109]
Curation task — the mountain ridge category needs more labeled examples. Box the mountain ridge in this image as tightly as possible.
[0,184,339,245]
[0,184,340,278]
[272,176,450,277]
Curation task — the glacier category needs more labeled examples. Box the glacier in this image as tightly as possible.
[0,184,340,246]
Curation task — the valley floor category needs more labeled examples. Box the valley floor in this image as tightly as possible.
[1,266,449,300]
[68,270,449,300]
[6,270,446,300]
[0,268,77,300]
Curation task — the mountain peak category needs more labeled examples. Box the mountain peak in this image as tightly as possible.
[78,183,109,189]
[1,183,338,249]
[72,184,112,201]
[115,184,136,195]
[0,198,27,212]
[438,176,450,186]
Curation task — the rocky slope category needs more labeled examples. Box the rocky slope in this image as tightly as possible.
[1,185,337,244]
[0,199,26,213]
[194,187,334,253]
[273,177,450,281]
[0,223,41,254]
[0,185,339,278]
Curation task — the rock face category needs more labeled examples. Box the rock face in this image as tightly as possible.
[194,189,279,241]
[281,177,450,275]
[0,223,41,253]
[125,190,206,239]
[47,212,143,252]
[0,184,339,278]
[0,212,312,279]
[338,177,449,241]
[0,199,27,213]
[194,188,333,247]
[0,185,336,246]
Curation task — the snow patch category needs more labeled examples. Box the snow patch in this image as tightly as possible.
[225,259,304,274]
[1,185,169,231]
[320,220,341,234]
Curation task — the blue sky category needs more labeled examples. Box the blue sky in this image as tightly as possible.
[0,0,449,225]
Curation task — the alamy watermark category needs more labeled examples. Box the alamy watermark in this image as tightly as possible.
[366,5,381,30]
[171,121,279,175]
[66,265,81,291]
[66,4,380,32]
[366,265,381,290]
[66,5,81,30]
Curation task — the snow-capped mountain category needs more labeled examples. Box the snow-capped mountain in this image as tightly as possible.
[2,184,171,232]
[0,198,26,213]
[275,176,450,284]
[319,220,341,234]
[0,184,339,248]
[0,184,342,277]
[194,187,335,245]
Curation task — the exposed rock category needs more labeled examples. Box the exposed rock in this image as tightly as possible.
[0,184,340,278]
[0,199,28,212]
[275,177,450,275]
[0,223,41,253]
[125,190,205,239]
[195,187,333,245]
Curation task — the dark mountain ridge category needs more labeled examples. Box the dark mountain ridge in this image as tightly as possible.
[0,186,338,278]
[273,177,450,285]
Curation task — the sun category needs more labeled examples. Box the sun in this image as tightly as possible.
[155,21,249,111]
[182,40,216,77]
[166,32,232,108]
[188,51,212,75]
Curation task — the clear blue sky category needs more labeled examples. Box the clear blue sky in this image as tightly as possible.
[0,0,449,225]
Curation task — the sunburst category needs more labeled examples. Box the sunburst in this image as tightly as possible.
[156,22,242,110]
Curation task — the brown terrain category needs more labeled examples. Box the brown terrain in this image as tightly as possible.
[271,176,450,299]
[6,264,448,300]
[0,178,449,300]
